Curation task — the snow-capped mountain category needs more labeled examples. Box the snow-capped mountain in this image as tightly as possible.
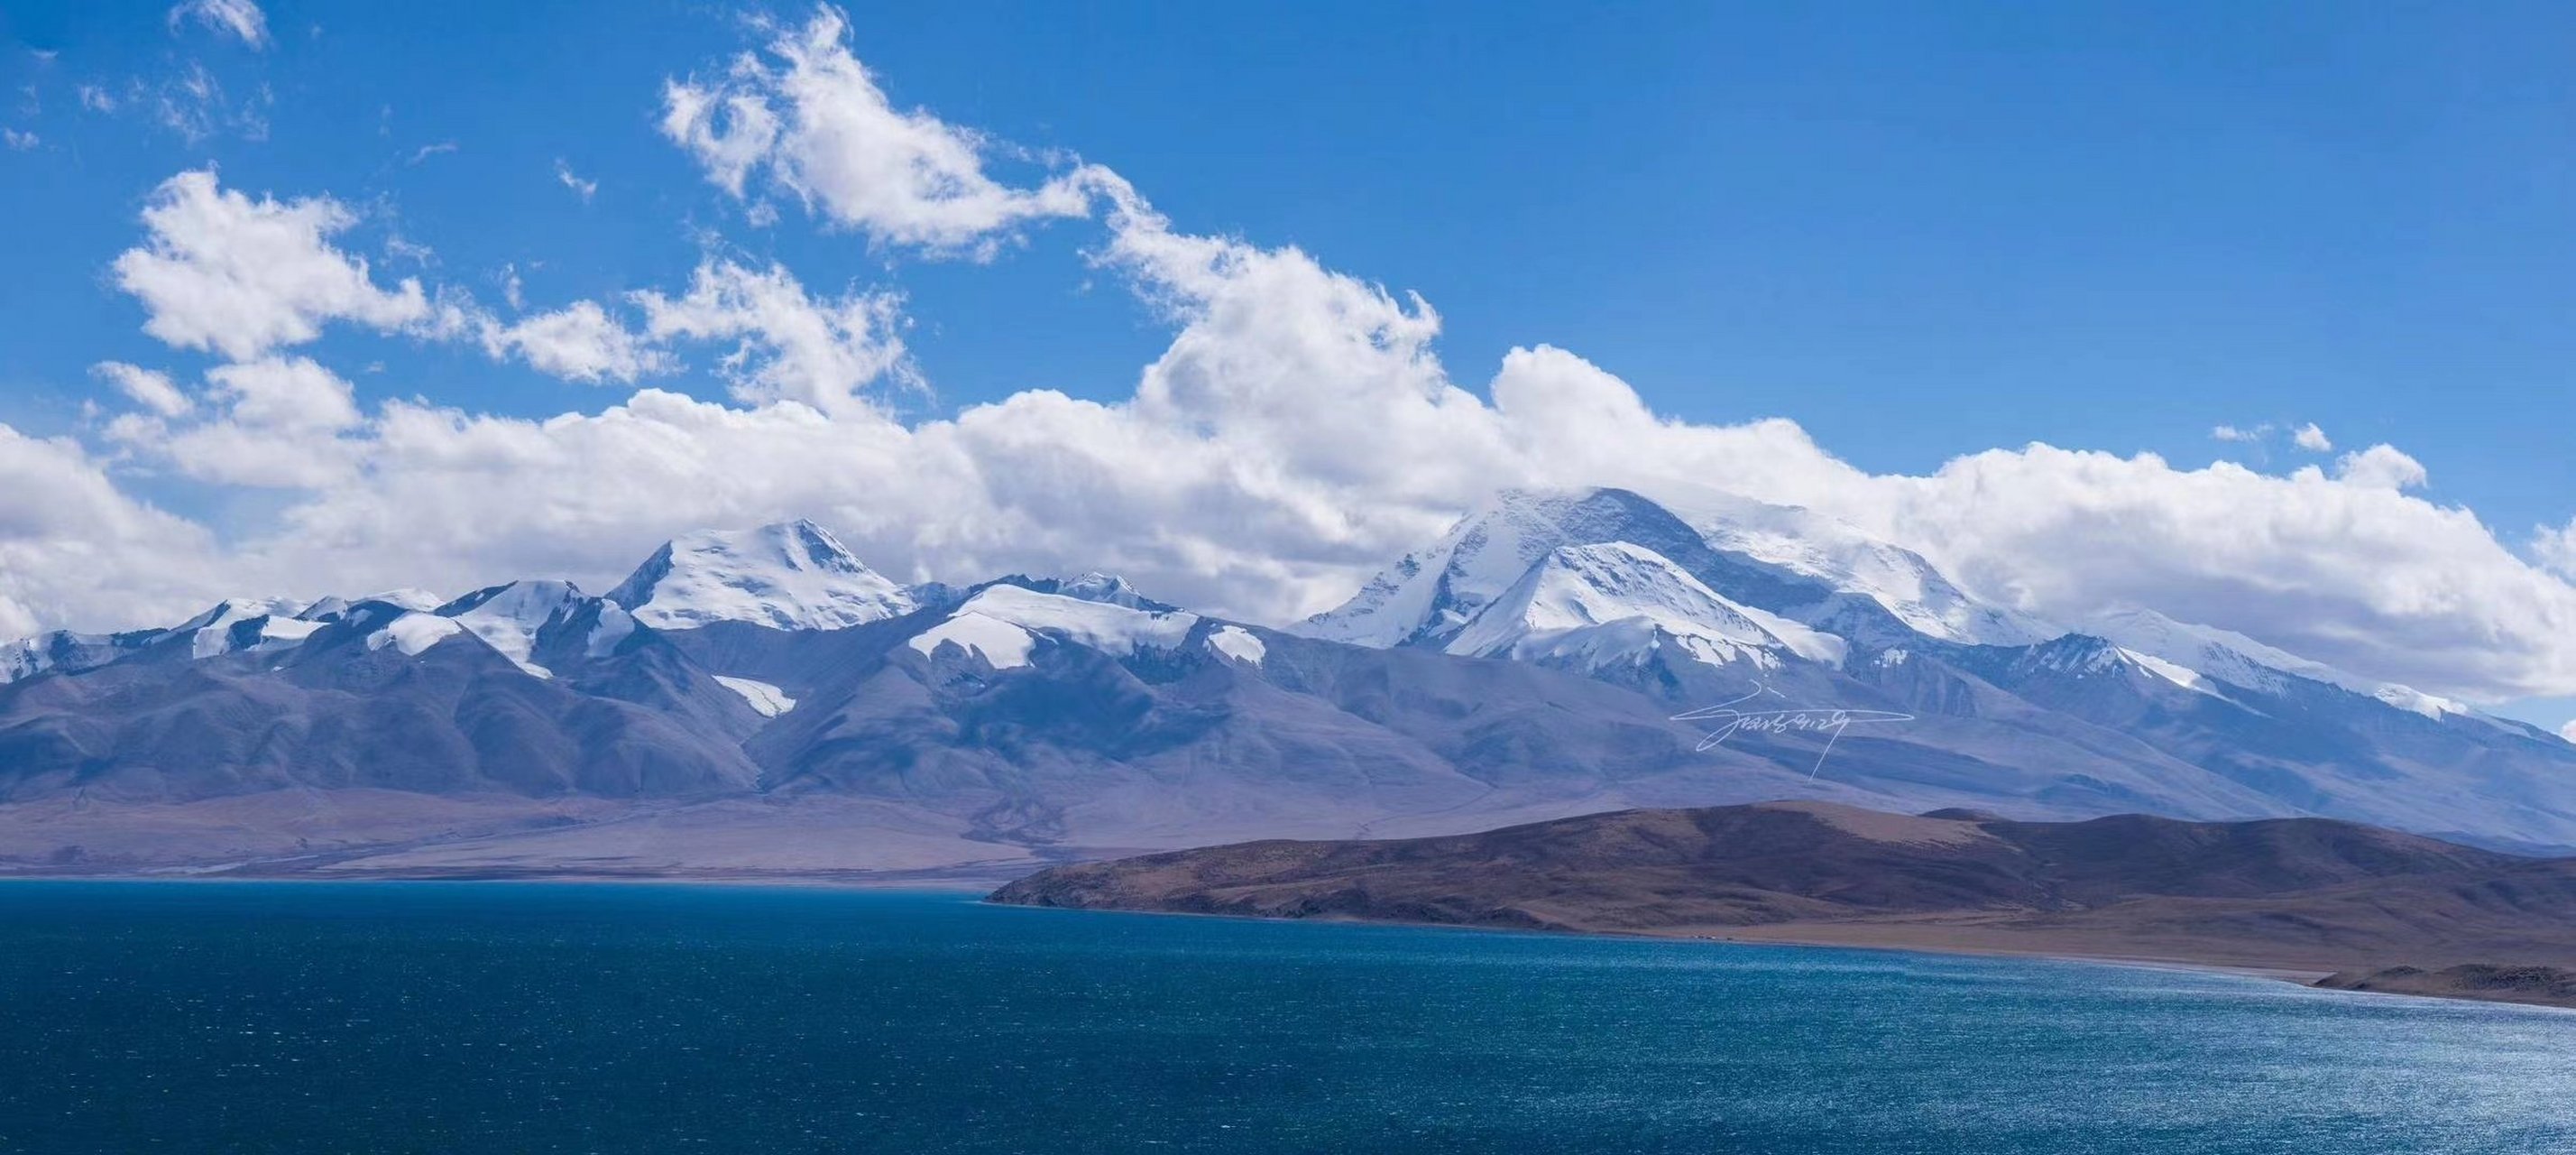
[1653,485,2058,647]
[607,519,915,632]
[907,581,1200,670]
[1296,487,2051,657]
[1444,541,1837,673]
[2,596,340,684]
[435,579,636,679]
[2076,605,2474,720]
[1303,485,2488,725]
[5,502,2575,882]
[1298,489,1759,648]
[1,629,144,685]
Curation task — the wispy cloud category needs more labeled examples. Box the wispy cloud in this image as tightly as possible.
[168,0,270,50]
[555,158,598,202]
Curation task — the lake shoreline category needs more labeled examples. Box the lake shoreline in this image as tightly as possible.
[987,898,2576,1013]
[13,867,2567,1013]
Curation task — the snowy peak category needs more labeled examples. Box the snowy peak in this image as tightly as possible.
[1296,483,2048,658]
[1050,572,1163,610]
[994,572,1176,613]
[1299,487,1708,648]
[607,519,915,632]
[161,598,317,660]
[2,592,457,685]
[907,584,1199,670]
[193,614,326,661]
[1655,486,2057,648]
[1449,541,1839,672]
[434,579,627,679]
[349,588,445,614]
[2078,606,2472,720]
[0,630,135,686]
[174,596,305,633]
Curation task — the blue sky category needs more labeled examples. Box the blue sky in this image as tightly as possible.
[10,1,2574,526]
[3,1,2574,725]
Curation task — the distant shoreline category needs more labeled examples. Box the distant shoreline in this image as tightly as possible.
[0,869,1002,892]
[989,897,2576,1013]
[989,799,2576,1013]
[9,867,2568,1012]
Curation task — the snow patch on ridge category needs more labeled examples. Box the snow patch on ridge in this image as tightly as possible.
[1208,625,1265,666]
[367,612,464,656]
[909,613,1036,669]
[183,598,311,659]
[713,675,796,717]
[359,588,445,613]
[2121,649,2224,698]
[910,585,1199,669]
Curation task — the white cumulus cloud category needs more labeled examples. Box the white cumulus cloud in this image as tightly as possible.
[90,362,194,418]
[2333,444,2429,491]
[2535,521,2576,582]
[111,170,431,361]
[111,357,368,489]
[0,427,225,636]
[634,259,911,412]
[660,7,1100,257]
[2293,421,2332,452]
[480,300,672,384]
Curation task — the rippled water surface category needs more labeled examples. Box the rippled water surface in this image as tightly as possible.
[1,882,2569,1153]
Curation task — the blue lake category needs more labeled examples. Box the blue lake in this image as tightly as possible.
[0,882,2568,1152]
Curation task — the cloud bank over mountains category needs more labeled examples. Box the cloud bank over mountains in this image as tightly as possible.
[9,5,2576,706]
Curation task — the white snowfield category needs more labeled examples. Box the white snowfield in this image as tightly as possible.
[612,520,915,632]
[367,612,464,656]
[183,598,313,659]
[359,588,446,613]
[1207,625,1266,666]
[713,676,798,717]
[910,584,1201,670]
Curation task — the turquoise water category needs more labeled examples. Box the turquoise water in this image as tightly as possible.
[0,883,2569,1153]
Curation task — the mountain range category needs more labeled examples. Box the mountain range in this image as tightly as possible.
[4,488,2573,880]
